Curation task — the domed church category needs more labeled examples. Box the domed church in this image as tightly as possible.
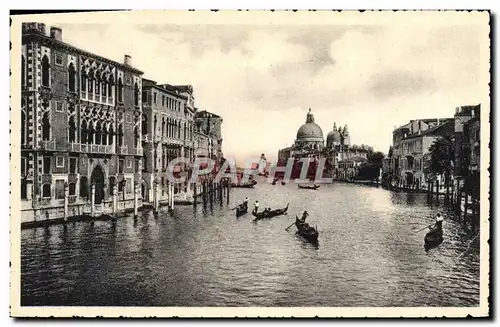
[277,109,375,180]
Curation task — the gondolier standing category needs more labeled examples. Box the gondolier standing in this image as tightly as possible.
[300,210,309,223]
[433,213,444,231]
[253,200,259,213]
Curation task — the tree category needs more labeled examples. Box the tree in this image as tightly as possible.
[425,134,454,196]
[356,151,385,181]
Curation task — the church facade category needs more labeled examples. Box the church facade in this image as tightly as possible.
[277,109,374,180]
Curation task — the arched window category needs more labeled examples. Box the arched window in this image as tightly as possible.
[134,126,139,148]
[21,55,26,86]
[81,72,87,92]
[68,183,76,196]
[102,125,108,145]
[87,123,94,145]
[81,120,88,144]
[142,115,148,135]
[108,125,114,145]
[42,112,50,141]
[95,78,100,95]
[68,63,76,92]
[108,76,113,97]
[102,80,107,97]
[79,177,89,199]
[21,110,26,145]
[41,55,50,87]
[95,122,102,145]
[117,124,123,147]
[134,82,139,106]
[117,77,123,102]
[68,116,76,143]
[42,183,51,198]
[88,76,94,94]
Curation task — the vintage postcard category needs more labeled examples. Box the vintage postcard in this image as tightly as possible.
[9,10,490,318]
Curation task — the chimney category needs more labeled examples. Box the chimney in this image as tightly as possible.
[471,109,475,117]
[50,26,62,41]
[124,54,132,66]
[437,118,440,125]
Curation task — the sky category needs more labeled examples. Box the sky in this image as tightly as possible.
[24,12,489,164]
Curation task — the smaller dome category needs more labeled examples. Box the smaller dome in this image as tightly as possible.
[327,130,341,144]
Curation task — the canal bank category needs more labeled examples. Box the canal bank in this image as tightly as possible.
[21,182,480,307]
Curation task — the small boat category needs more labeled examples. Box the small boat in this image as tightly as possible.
[252,203,289,220]
[231,180,257,188]
[298,184,320,190]
[295,216,319,242]
[424,227,443,249]
[235,204,248,217]
[281,181,286,185]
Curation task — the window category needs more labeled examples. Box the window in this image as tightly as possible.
[134,82,139,106]
[81,73,87,92]
[126,178,132,194]
[108,81,113,97]
[134,126,139,148]
[68,63,76,92]
[142,115,148,135]
[108,126,114,145]
[79,177,88,198]
[118,179,124,193]
[68,183,76,196]
[102,81,107,97]
[21,55,26,86]
[56,156,64,168]
[41,55,50,87]
[117,124,123,146]
[127,159,132,168]
[135,159,140,173]
[55,179,65,199]
[109,177,116,195]
[142,91,148,103]
[88,78,94,94]
[21,110,26,145]
[43,157,51,174]
[55,54,63,66]
[162,95,165,106]
[21,157,27,177]
[95,81,100,95]
[153,92,157,104]
[55,101,64,112]
[117,78,123,102]
[126,77,132,86]
[119,159,124,173]
[68,117,76,143]
[42,183,51,198]
[69,157,77,173]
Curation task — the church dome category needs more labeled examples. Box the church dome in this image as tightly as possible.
[326,122,341,145]
[295,109,324,142]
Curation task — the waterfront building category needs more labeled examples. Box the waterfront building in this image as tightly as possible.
[194,110,223,160]
[276,109,375,180]
[389,118,454,189]
[20,23,144,223]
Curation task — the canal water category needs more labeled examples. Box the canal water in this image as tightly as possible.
[21,182,480,307]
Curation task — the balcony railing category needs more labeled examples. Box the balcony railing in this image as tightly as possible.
[70,142,114,154]
[117,145,128,155]
[164,137,184,146]
[40,139,56,151]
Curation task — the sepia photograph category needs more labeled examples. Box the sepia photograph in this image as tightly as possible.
[9,10,490,318]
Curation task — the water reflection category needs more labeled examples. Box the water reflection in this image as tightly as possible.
[21,183,479,307]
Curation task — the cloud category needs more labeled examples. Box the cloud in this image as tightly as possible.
[32,17,488,163]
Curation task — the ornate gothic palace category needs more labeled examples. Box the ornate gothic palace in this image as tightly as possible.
[20,23,224,224]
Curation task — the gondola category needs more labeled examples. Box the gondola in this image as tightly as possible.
[235,204,248,217]
[252,203,289,220]
[281,181,286,185]
[424,227,443,249]
[295,216,319,242]
[298,184,320,190]
[231,180,258,188]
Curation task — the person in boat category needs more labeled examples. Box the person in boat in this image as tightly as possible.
[253,200,259,213]
[300,210,309,223]
[431,213,444,231]
[243,197,249,209]
[263,207,270,216]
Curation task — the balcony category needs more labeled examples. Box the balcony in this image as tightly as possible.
[164,137,184,146]
[40,139,56,151]
[70,143,114,154]
[117,145,128,155]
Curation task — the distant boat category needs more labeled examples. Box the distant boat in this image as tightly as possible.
[231,180,257,188]
[235,204,248,217]
[295,216,319,242]
[298,184,320,190]
[252,203,289,221]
